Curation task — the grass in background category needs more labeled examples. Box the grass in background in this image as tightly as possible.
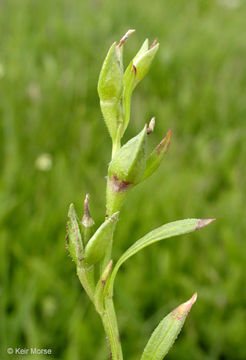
[0,0,246,359]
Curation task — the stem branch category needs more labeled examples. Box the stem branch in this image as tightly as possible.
[101,297,123,360]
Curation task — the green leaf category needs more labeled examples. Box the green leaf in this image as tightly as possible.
[140,293,197,360]
[107,218,215,295]
[66,204,83,264]
[84,212,119,265]
[141,129,172,181]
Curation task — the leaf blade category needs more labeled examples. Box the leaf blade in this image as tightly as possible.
[108,218,215,295]
[140,293,197,360]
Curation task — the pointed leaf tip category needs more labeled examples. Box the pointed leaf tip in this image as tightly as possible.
[141,128,171,181]
[195,218,215,230]
[172,293,197,320]
[149,38,158,49]
[156,129,171,155]
[140,292,198,360]
[107,219,212,296]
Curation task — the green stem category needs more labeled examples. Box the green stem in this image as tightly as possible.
[99,123,123,359]
[101,297,123,360]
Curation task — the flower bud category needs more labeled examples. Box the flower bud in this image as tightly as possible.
[106,126,147,216]
[133,38,159,87]
[84,212,119,265]
[81,193,95,244]
[141,129,171,181]
[97,42,124,142]
[66,204,83,264]
[122,39,159,137]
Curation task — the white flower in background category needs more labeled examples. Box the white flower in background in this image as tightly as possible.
[35,153,52,171]
[0,63,5,79]
[27,82,41,103]
[218,0,241,8]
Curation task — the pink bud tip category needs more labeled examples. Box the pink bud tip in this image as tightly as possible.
[172,292,198,320]
[156,129,172,155]
[149,38,158,49]
[195,218,216,230]
[185,292,197,310]
[167,129,172,137]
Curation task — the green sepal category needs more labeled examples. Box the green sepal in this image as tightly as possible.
[97,42,124,141]
[140,293,197,360]
[142,129,171,181]
[66,203,83,264]
[133,38,149,62]
[84,212,119,265]
[106,126,147,216]
[122,61,136,137]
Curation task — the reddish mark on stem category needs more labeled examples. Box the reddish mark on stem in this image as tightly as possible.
[111,175,131,193]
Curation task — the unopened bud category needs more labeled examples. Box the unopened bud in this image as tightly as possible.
[106,126,147,215]
[84,212,119,265]
[122,38,159,137]
[82,194,94,228]
[97,42,124,141]
[133,38,159,87]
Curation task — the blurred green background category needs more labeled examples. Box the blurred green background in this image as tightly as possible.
[1,0,246,359]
